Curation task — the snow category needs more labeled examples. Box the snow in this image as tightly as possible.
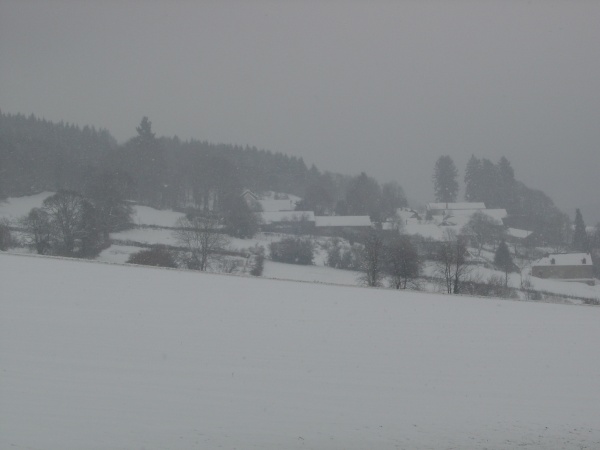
[131,205,186,227]
[259,199,297,212]
[2,193,599,303]
[507,227,533,239]
[263,260,362,286]
[403,220,448,240]
[110,227,180,247]
[0,191,53,221]
[260,210,315,224]
[448,208,507,221]
[108,228,282,254]
[315,215,372,227]
[97,244,144,264]
[2,252,600,449]
[534,253,593,266]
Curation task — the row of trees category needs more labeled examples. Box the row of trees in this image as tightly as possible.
[432,154,572,247]
[296,170,407,221]
[21,186,131,257]
[1,113,408,224]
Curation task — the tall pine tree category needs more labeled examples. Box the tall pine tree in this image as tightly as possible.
[494,240,513,286]
[464,155,482,202]
[572,208,588,252]
[433,155,458,203]
[496,156,516,211]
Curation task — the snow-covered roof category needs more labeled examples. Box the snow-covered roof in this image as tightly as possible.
[506,228,533,239]
[259,211,315,224]
[444,208,507,223]
[315,216,372,227]
[382,221,403,231]
[241,189,258,200]
[534,253,593,267]
[258,199,297,212]
[427,202,486,211]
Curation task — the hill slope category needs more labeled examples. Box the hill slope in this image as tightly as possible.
[1,253,600,449]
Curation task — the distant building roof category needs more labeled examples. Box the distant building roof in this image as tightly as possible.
[258,199,297,212]
[240,189,258,201]
[260,211,315,224]
[442,208,507,224]
[427,202,486,211]
[533,253,593,267]
[506,228,533,239]
[315,216,372,227]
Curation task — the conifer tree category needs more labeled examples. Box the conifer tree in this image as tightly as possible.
[464,155,482,202]
[494,240,513,286]
[496,156,516,211]
[572,208,588,252]
[479,158,499,207]
[433,156,459,203]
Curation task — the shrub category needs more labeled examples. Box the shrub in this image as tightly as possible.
[325,238,343,268]
[325,239,362,270]
[269,237,313,265]
[127,246,177,268]
[250,254,265,276]
[0,220,12,251]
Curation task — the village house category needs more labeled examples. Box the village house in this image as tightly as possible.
[531,253,595,286]
[240,189,259,209]
[314,215,372,239]
[259,211,315,234]
[426,202,487,216]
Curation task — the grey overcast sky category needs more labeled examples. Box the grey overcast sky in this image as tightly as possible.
[1,1,599,221]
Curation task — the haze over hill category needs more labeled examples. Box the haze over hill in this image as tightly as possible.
[1,1,599,221]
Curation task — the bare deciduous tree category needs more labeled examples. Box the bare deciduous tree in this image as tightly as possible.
[20,208,51,254]
[436,230,471,294]
[385,235,421,289]
[42,190,85,256]
[0,219,12,251]
[461,211,503,256]
[494,240,513,287]
[173,214,229,271]
[85,169,134,240]
[360,229,385,287]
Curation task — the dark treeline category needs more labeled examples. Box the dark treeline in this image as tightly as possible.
[0,112,406,221]
[433,153,571,246]
[0,111,117,197]
[462,155,569,246]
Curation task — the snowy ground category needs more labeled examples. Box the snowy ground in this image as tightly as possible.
[1,252,600,450]
[0,191,53,221]
[2,193,599,302]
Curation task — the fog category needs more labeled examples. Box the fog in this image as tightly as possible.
[1,1,599,221]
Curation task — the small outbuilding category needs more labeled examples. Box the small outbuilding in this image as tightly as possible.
[531,253,595,286]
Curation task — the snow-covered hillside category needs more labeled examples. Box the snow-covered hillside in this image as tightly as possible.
[2,193,599,301]
[2,253,600,450]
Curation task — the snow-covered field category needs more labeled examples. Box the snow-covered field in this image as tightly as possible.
[2,193,599,301]
[0,191,53,220]
[2,253,600,450]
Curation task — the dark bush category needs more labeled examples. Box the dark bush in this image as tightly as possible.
[0,221,12,251]
[269,238,313,265]
[325,239,362,270]
[250,253,265,276]
[127,246,177,268]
